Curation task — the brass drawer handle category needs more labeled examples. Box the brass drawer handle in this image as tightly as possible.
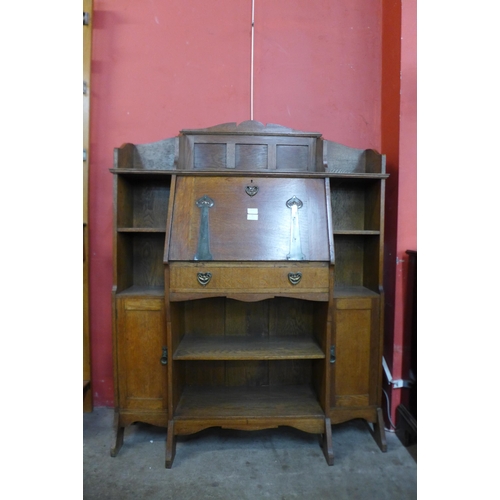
[197,272,212,286]
[288,272,302,285]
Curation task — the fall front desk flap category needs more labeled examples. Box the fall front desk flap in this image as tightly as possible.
[168,176,331,262]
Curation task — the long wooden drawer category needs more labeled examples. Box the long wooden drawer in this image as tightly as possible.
[168,262,330,300]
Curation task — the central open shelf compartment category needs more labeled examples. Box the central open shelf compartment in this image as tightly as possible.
[168,296,330,439]
[170,297,328,357]
[174,384,325,435]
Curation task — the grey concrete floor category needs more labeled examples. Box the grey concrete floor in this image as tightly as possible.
[84,407,416,500]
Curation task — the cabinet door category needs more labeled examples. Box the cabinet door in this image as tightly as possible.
[331,297,380,409]
[116,297,168,411]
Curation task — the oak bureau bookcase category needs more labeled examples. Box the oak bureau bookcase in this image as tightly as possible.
[110,121,388,467]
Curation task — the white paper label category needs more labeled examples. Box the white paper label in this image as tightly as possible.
[247,208,258,220]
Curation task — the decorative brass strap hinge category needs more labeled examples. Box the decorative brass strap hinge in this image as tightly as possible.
[286,196,305,260]
[194,195,214,261]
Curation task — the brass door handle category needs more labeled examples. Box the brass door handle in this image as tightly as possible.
[160,346,168,365]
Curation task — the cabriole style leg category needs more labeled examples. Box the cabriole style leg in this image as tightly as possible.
[110,411,124,457]
[322,418,334,465]
[165,420,176,468]
[370,407,388,452]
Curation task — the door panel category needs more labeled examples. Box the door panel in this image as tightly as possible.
[331,297,379,408]
[117,297,167,410]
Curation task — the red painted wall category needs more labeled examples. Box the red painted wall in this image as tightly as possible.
[253,1,381,147]
[393,0,417,418]
[89,0,402,407]
[381,0,417,424]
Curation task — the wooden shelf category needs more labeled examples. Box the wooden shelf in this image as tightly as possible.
[174,335,325,360]
[175,385,324,421]
[117,227,166,233]
[326,173,389,179]
[333,286,380,298]
[110,169,174,176]
[333,230,380,235]
[116,285,164,297]
[110,169,388,180]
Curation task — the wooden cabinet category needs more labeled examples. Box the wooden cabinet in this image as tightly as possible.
[111,295,168,456]
[115,296,167,412]
[110,172,172,456]
[328,174,387,451]
[110,121,388,466]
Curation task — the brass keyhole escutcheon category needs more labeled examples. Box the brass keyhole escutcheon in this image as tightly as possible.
[288,272,302,285]
[245,185,259,197]
[197,272,212,286]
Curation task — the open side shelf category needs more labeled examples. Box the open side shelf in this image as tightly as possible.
[115,285,165,297]
[333,230,380,235]
[117,228,166,233]
[333,285,380,298]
